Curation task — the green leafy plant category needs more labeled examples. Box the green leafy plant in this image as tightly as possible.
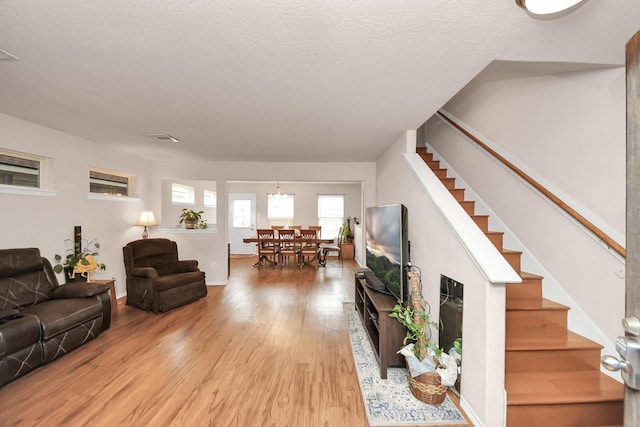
[179,208,206,229]
[389,300,439,362]
[53,237,106,274]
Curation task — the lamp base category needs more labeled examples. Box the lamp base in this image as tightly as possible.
[142,226,149,239]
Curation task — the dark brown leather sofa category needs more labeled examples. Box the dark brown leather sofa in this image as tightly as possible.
[123,238,207,313]
[0,248,111,386]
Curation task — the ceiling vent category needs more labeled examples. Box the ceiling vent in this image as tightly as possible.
[0,49,19,61]
[147,134,179,143]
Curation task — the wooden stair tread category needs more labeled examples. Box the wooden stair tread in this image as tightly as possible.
[519,271,544,281]
[506,297,568,311]
[506,371,623,406]
[506,328,603,351]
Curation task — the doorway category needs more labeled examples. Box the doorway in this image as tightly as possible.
[228,193,256,255]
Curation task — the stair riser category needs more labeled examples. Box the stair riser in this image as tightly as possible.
[426,160,440,169]
[459,200,475,216]
[433,169,447,179]
[441,177,456,189]
[472,215,489,232]
[449,188,465,202]
[485,232,503,251]
[503,252,521,274]
[506,280,542,300]
[506,348,602,373]
[506,310,568,332]
[507,401,623,427]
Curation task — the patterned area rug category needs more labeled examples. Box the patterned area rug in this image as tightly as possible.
[344,303,467,426]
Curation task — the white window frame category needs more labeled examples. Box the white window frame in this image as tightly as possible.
[0,148,56,196]
[317,194,344,239]
[172,183,195,205]
[267,195,294,221]
[203,189,217,225]
[89,168,134,197]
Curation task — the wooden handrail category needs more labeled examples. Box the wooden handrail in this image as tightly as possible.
[436,111,626,258]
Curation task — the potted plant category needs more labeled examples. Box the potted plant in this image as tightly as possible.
[179,208,205,229]
[53,237,106,282]
[343,217,354,243]
[389,270,457,405]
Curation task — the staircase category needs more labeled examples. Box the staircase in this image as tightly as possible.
[417,147,624,426]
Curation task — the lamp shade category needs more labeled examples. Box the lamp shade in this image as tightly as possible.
[136,210,158,227]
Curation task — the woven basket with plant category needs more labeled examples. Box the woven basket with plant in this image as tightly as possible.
[390,270,455,405]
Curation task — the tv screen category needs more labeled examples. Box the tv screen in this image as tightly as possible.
[365,204,408,302]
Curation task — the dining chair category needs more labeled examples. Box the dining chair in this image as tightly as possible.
[320,227,343,266]
[299,229,320,269]
[256,229,278,267]
[308,225,322,238]
[277,228,298,267]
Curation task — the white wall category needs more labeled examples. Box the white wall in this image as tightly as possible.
[226,181,362,231]
[0,113,152,298]
[428,66,626,355]
[376,131,508,426]
[149,159,376,283]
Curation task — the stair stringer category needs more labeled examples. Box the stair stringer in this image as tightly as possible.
[425,142,620,379]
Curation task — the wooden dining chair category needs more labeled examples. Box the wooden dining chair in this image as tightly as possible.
[277,228,298,267]
[256,229,278,267]
[320,227,343,266]
[299,229,320,269]
[308,225,322,238]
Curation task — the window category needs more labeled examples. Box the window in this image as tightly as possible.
[318,195,344,239]
[89,169,132,197]
[204,189,217,224]
[0,150,42,188]
[268,196,294,222]
[172,183,195,205]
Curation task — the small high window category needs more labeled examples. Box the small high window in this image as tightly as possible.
[89,169,132,197]
[0,150,42,188]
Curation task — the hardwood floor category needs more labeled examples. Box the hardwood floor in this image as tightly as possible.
[0,258,469,426]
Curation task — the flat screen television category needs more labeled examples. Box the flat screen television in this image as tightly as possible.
[364,204,409,302]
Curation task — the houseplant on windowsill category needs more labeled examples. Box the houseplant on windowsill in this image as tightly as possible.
[53,237,106,283]
[179,208,206,229]
[389,270,457,405]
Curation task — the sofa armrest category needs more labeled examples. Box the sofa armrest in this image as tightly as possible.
[176,260,199,272]
[131,267,159,278]
[50,283,110,299]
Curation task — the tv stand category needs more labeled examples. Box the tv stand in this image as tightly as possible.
[354,273,406,379]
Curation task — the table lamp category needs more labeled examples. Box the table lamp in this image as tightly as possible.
[136,210,158,239]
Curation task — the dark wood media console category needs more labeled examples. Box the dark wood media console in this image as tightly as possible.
[354,273,406,379]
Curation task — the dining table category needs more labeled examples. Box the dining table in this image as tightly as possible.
[242,237,336,267]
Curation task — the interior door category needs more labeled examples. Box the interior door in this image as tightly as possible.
[624,29,640,425]
[228,193,257,255]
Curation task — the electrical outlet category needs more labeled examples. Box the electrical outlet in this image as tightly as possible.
[110,272,116,280]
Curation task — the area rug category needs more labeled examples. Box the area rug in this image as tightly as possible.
[344,303,466,426]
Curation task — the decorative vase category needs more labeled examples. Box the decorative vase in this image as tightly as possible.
[185,219,196,229]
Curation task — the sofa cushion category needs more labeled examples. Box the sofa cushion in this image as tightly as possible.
[153,262,179,276]
[154,270,206,291]
[0,248,43,278]
[0,314,41,355]
[21,298,103,340]
[50,283,109,299]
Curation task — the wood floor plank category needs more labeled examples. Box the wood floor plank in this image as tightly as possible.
[0,257,469,426]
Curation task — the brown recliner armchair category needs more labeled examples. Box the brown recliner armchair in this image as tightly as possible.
[123,238,207,313]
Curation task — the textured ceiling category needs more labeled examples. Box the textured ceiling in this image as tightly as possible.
[0,1,639,162]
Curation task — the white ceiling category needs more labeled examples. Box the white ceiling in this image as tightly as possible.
[1,1,639,163]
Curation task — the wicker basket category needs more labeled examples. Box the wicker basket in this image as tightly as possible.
[407,370,448,405]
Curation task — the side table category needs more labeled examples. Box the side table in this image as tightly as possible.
[87,279,118,316]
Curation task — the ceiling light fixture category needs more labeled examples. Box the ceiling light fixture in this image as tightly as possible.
[516,0,587,15]
[147,134,179,143]
[268,182,289,200]
[0,49,19,61]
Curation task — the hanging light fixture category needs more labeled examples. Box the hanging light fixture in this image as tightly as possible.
[268,181,289,200]
[516,0,587,15]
